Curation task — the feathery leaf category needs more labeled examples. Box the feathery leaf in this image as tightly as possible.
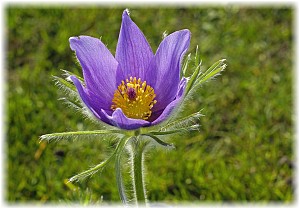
[69,136,132,182]
[196,59,227,85]
[182,53,191,77]
[142,134,175,148]
[159,111,203,132]
[40,130,124,142]
[61,69,84,82]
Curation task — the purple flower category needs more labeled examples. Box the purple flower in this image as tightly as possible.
[69,10,191,130]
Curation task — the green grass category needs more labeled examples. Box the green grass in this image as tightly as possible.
[7,6,293,204]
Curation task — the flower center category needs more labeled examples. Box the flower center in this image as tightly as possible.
[111,77,157,120]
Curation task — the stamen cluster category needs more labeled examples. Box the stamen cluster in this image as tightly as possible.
[111,77,157,120]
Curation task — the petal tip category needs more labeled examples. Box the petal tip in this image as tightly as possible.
[180,29,191,39]
[69,36,79,43]
[182,29,191,33]
[69,75,79,85]
[102,108,150,130]
[69,36,92,44]
[69,36,81,50]
[123,8,130,17]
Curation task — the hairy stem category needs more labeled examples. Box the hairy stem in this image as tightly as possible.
[115,136,133,205]
[131,136,147,206]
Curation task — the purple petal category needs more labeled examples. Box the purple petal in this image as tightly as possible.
[177,77,188,96]
[70,75,113,125]
[151,77,187,125]
[115,10,154,84]
[69,36,118,102]
[101,108,150,130]
[146,29,191,112]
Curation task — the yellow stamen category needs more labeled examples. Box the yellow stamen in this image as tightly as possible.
[111,77,157,120]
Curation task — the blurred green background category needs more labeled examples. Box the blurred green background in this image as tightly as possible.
[7,6,293,204]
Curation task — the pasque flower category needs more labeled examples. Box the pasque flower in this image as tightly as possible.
[42,9,226,206]
[69,10,190,130]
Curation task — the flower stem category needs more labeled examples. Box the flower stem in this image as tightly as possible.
[131,136,147,206]
[115,136,133,205]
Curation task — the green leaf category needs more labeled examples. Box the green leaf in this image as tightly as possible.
[70,136,132,182]
[52,75,79,100]
[185,45,203,94]
[181,59,226,115]
[148,130,182,135]
[148,125,199,136]
[58,98,111,128]
[40,129,124,142]
[194,45,201,67]
[185,64,201,95]
[53,75,76,91]
[61,69,84,82]
[182,53,191,77]
[142,134,175,148]
[159,111,203,132]
[196,59,227,85]
[58,97,83,111]
[53,70,84,100]
[184,45,207,95]
[69,158,112,182]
